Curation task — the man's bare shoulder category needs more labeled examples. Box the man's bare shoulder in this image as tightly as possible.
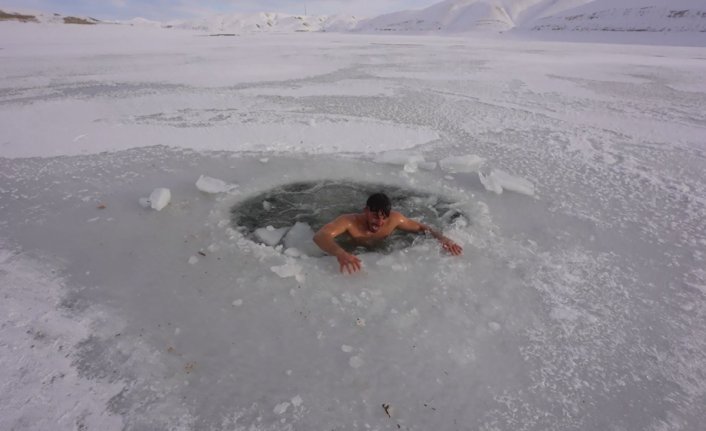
[328,214,357,227]
[315,214,357,238]
[388,210,407,224]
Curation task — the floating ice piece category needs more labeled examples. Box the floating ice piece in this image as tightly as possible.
[479,169,535,196]
[283,222,325,257]
[273,402,290,415]
[270,261,302,279]
[439,155,486,173]
[418,161,437,171]
[195,175,236,194]
[254,225,289,247]
[374,150,425,170]
[149,188,171,211]
[284,247,302,257]
[341,345,353,353]
[478,171,502,194]
[403,162,418,173]
[349,356,364,368]
[291,395,303,407]
[188,256,198,265]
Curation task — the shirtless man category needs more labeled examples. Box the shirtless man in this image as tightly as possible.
[313,193,463,274]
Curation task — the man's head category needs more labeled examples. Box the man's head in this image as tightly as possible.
[364,193,391,233]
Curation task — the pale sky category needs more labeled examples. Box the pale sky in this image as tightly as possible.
[1,0,443,21]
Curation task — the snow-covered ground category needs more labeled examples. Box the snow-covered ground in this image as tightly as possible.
[1,22,706,430]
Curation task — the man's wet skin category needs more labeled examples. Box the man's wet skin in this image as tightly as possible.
[313,193,463,275]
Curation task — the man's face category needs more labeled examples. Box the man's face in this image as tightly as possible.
[364,207,388,233]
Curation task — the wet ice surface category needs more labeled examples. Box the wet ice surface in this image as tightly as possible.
[1,27,706,430]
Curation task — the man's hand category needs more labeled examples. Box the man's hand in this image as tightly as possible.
[441,238,463,256]
[336,252,362,274]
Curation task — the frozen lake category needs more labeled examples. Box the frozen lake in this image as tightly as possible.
[1,24,705,430]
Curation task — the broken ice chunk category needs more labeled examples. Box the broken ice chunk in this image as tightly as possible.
[149,188,171,211]
[479,169,535,196]
[284,247,302,257]
[439,155,486,173]
[478,171,502,194]
[270,261,302,279]
[254,225,289,247]
[418,161,437,171]
[283,222,325,257]
[349,356,364,368]
[196,175,235,194]
[374,150,425,171]
[273,402,290,415]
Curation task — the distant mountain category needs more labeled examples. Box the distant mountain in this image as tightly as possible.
[173,12,359,34]
[0,8,99,25]
[527,0,706,32]
[117,17,164,28]
[354,0,593,33]
[355,0,706,34]
[3,1,705,35]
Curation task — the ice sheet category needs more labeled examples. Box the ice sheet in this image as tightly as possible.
[1,24,705,431]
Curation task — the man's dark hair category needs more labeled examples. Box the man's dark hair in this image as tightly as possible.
[366,193,391,216]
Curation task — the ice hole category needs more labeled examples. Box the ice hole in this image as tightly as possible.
[230,180,467,255]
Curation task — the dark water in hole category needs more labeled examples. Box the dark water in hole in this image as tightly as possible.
[230,181,466,253]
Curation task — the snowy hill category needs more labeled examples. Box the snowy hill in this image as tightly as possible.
[4,1,705,36]
[0,8,358,33]
[0,8,99,25]
[174,12,359,33]
[528,0,706,32]
[355,0,706,34]
[116,17,164,28]
[354,0,593,33]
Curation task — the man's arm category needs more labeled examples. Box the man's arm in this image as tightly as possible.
[394,213,463,256]
[313,216,362,274]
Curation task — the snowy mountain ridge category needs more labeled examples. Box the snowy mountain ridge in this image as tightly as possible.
[529,0,706,33]
[3,0,706,35]
[0,8,99,25]
[355,0,706,33]
[354,0,595,33]
[169,0,706,35]
[171,12,359,33]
